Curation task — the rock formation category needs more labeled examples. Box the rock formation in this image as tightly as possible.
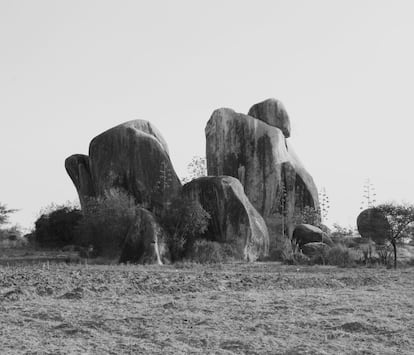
[66,120,181,264]
[66,119,181,212]
[119,208,170,264]
[292,224,333,249]
[182,176,269,261]
[205,100,319,247]
[357,208,390,244]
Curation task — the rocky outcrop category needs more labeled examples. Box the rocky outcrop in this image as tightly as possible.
[66,120,181,214]
[205,103,319,246]
[292,224,333,249]
[248,98,291,138]
[357,208,390,244]
[182,176,269,261]
[119,208,169,264]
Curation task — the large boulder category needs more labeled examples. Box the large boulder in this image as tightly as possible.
[357,208,390,244]
[302,242,330,258]
[119,208,169,264]
[292,224,333,249]
[248,98,291,138]
[65,154,95,209]
[66,120,181,214]
[205,105,318,245]
[182,176,269,261]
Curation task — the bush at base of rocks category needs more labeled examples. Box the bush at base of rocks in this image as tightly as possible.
[325,244,356,267]
[188,240,234,264]
[266,234,294,262]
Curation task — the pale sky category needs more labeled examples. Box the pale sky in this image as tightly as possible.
[1,0,414,231]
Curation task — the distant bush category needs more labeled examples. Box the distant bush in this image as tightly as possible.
[325,244,355,267]
[268,234,295,262]
[76,189,137,257]
[293,206,322,228]
[160,196,210,262]
[188,240,231,264]
[34,204,82,248]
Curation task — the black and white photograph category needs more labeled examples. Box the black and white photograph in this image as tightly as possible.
[1,1,413,354]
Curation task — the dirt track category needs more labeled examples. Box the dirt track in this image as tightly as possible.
[1,262,413,354]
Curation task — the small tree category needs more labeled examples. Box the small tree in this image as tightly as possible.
[160,196,210,261]
[318,187,330,224]
[0,203,17,226]
[277,180,287,238]
[374,202,414,268]
[35,204,82,247]
[293,206,321,227]
[77,189,138,257]
[360,179,377,210]
[181,156,207,184]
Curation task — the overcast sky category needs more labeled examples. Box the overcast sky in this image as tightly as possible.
[1,0,413,230]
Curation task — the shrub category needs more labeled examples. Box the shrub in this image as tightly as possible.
[76,189,138,257]
[292,252,310,265]
[34,204,82,247]
[189,240,230,263]
[325,244,355,267]
[160,196,210,261]
[268,234,295,262]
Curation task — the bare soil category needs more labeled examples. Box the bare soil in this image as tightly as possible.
[0,262,413,354]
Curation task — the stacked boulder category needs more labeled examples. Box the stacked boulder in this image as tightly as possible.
[205,98,319,249]
[66,119,271,263]
[182,176,269,261]
[65,120,180,264]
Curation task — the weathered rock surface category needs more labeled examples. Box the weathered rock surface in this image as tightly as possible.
[205,106,318,244]
[293,224,333,248]
[357,208,390,244]
[301,242,330,258]
[248,98,291,138]
[65,154,95,209]
[119,208,169,264]
[66,120,181,214]
[182,176,269,261]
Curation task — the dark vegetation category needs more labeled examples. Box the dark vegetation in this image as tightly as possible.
[2,194,408,267]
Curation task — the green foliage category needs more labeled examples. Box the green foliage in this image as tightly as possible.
[76,189,138,257]
[34,204,82,247]
[0,203,17,226]
[160,196,210,261]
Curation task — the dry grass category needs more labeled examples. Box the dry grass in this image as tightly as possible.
[0,262,413,354]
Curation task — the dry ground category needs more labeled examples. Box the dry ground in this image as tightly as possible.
[0,262,413,354]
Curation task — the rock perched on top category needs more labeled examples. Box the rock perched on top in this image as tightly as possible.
[182,176,269,261]
[205,106,318,243]
[357,208,390,244]
[248,98,291,138]
[292,224,333,249]
[66,119,181,214]
[119,208,170,264]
